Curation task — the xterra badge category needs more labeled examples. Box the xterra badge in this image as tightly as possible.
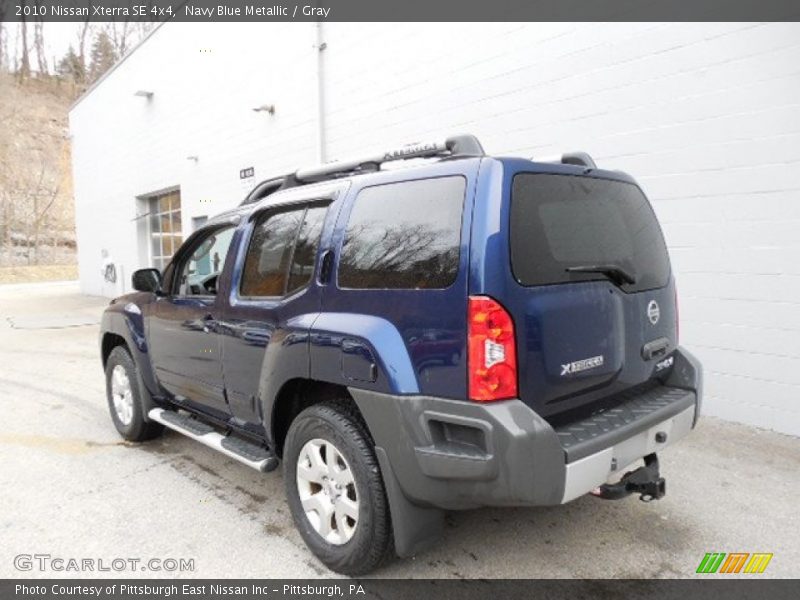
[561,355,604,376]
[647,300,660,325]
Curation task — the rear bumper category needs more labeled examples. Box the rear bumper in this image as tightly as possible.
[350,346,702,511]
[560,402,694,502]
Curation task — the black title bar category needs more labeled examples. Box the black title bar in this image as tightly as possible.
[2,0,800,22]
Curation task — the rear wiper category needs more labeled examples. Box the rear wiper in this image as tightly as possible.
[565,264,636,286]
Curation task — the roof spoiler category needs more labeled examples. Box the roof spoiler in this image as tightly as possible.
[534,151,597,170]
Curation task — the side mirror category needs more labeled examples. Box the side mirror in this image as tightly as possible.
[131,268,163,294]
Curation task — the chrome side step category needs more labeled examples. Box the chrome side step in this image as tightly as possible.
[148,408,278,473]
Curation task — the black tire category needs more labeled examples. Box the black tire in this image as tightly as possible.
[283,400,393,575]
[105,346,164,442]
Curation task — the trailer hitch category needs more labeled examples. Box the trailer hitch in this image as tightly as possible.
[590,453,666,502]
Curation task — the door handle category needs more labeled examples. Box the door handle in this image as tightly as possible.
[641,337,670,361]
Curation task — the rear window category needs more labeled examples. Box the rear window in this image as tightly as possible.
[338,177,466,289]
[510,174,670,292]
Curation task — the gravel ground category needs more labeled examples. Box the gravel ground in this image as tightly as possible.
[1,282,798,579]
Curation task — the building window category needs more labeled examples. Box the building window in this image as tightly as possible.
[149,190,182,271]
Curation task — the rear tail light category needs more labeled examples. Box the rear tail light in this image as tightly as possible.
[468,296,518,401]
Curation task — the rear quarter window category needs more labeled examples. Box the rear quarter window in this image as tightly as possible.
[240,204,327,297]
[338,176,466,289]
[510,173,670,292]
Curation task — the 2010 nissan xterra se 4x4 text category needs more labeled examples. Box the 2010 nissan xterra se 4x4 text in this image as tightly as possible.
[100,135,702,575]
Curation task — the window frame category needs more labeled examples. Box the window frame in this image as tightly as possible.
[168,223,237,300]
[148,190,183,271]
[335,175,468,292]
[235,199,331,302]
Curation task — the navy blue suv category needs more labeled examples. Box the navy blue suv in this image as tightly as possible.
[100,135,702,574]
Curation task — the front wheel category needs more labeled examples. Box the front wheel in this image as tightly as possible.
[105,346,164,442]
[283,401,393,575]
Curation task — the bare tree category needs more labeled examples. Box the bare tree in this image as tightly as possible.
[27,161,61,264]
[0,157,63,265]
[104,22,131,57]
[18,3,31,79]
[33,1,48,75]
[75,4,94,77]
[104,17,155,58]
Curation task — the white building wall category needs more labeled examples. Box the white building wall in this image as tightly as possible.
[70,22,320,296]
[70,22,800,435]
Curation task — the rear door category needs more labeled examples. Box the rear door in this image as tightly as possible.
[501,167,676,422]
[218,198,332,429]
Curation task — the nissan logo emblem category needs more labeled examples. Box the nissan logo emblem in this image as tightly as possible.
[647,300,660,325]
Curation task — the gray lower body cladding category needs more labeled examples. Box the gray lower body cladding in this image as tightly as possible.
[350,346,702,512]
[351,389,568,509]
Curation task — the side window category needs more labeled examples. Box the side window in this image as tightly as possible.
[338,177,466,289]
[240,204,327,297]
[288,206,327,294]
[177,226,235,296]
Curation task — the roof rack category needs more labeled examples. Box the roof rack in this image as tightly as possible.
[240,176,289,206]
[240,134,484,206]
[294,134,485,183]
[534,151,597,170]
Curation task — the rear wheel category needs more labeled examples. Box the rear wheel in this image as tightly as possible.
[283,401,393,575]
[105,346,164,442]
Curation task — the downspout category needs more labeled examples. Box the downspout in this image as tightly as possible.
[314,22,328,164]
